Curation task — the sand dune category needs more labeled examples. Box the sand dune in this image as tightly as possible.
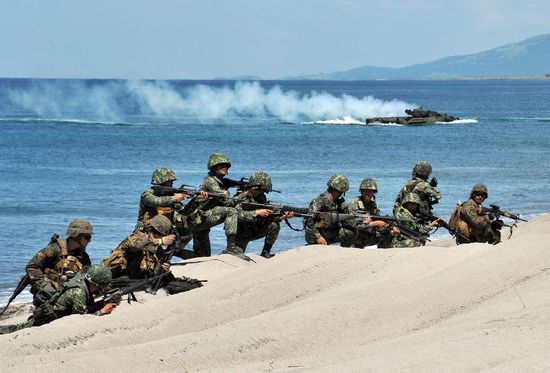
[1,215,549,372]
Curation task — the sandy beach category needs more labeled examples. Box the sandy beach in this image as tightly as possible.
[1,215,549,372]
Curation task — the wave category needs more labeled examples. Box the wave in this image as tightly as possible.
[0,80,414,125]
[301,116,365,125]
[0,117,134,126]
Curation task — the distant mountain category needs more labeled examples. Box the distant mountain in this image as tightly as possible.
[292,33,550,80]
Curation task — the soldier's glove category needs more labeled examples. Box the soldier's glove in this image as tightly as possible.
[99,303,117,315]
[491,220,504,231]
[429,177,438,188]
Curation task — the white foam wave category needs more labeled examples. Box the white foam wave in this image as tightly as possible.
[302,116,365,125]
[444,119,477,124]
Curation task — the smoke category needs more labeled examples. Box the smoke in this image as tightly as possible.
[3,80,414,124]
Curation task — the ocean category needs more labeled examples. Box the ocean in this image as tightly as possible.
[1,78,549,305]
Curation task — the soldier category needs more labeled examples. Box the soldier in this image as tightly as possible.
[388,192,439,248]
[340,178,390,248]
[138,167,199,259]
[26,219,93,306]
[235,172,293,259]
[0,264,116,335]
[304,174,350,245]
[394,160,441,215]
[186,153,249,260]
[453,183,501,245]
[102,215,175,279]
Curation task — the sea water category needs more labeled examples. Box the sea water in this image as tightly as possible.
[1,78,549,304]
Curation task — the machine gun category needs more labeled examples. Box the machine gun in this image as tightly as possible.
[222,177,281,193]
[320,212,426,242]
[151,184,227,200]
[0,274,30,318]
[482,204,527,223]
[421,213,470,243]
[88,272,170,313]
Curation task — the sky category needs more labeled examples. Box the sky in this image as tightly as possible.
[1,0,549,79]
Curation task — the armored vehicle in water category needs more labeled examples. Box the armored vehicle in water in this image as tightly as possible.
[366,107,458,125]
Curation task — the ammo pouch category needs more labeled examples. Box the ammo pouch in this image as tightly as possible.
[187,209,205,227]
[314,213,331,229]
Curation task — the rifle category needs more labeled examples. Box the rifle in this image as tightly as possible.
[222,177,281,193]
[151,184,228,200]
[421,213,471,243]
[319,212,426,242]
[0,274,30,318]
[239,201,312,218]
[482,204,527,223]
[146,225,180,295]
[88,272,170,313]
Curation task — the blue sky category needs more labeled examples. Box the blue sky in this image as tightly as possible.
[1,0,549,79]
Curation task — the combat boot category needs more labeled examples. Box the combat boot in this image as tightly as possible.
[222,235,251,262]
[260,243,274,259]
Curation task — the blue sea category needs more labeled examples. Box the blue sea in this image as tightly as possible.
[1,78,549,305]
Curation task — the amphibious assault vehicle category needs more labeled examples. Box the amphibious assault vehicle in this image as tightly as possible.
[366,107,458,125]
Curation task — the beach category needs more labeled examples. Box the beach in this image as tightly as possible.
[1,215,549,372]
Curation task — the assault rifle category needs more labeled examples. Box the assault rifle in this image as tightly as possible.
[88,272,171,313]
[222,177,281,193]
[239,201,312,218]
[482,204,527,223]
[146,225,180,295]
[0,274,30,318]
[421,213,470,243]
[319,212,425,242]
[151,184,227,200]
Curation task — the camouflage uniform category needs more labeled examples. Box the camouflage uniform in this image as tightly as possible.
[186,153,245,257]
[304,175,350,245]
[26,234,91,303]
[394,161,441,215]
[388,204,432,248]
[103,229,164,279]
[0,265,111,335]
[236,172,281,258]
[138,168,193,256]
[340,196,381,248]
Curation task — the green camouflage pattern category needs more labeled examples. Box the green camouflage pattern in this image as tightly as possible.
[103,229,163,279]
[327,174,349,193]
[340,196,382,247]
[471,183,488,196]
[459,199,500,244]
[151,168,177,185]
[137,187,178,222]
[412,160,432,178]
[85,264,112,286]
[249,171,273,192]
[388,204,432,248]
[207,152,231,170]
[359,178,378,191]
[147,215,172,236]
[235,193,281,250]
[66,219,93,238]
[402,192,422,205]
[394,177,442,215]
[26,237,91,294]
[305,191,347,244]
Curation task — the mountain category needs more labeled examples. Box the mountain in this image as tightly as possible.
[294,33,550,80]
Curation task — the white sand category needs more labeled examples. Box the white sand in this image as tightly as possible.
[1,215,549,372]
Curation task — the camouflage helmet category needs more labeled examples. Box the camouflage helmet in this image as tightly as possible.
[249,171,272,192]
[85,264,112,286]
[402,192,422,205]
[151,168,177,185]
[147,215,172,236]
[359,178,378,192]
[66,219,93,239]
[327,174,349,193]
[207,153,231,170]
[471,183,488,197]
[412,160,432,178]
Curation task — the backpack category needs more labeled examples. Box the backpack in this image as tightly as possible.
[449,203,470,239]
[32,284,81,326]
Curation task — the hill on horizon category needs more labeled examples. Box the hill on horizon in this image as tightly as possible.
[291,33,550,80]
